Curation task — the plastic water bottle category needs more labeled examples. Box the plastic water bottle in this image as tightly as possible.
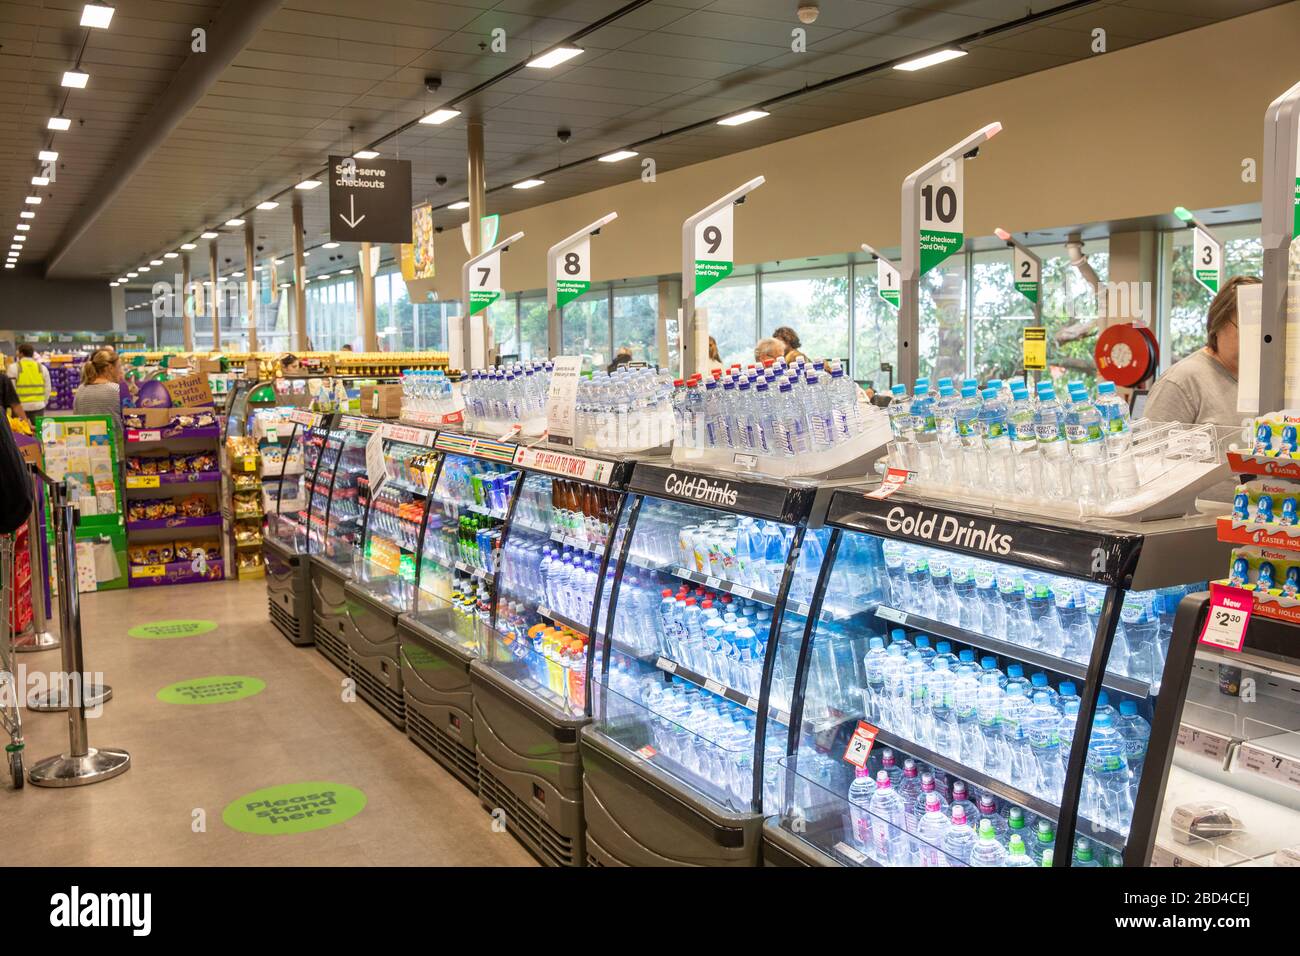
[951,559,980,631]
[977,670,1008,776]
[1004,834,1035,867]
[1095,380,1138,496]
[862,636,889,723]
[1029,672,1059,710]
[968,818,1008,866]
[1030,819,1056,865]
[1056,580,1095,663]
[879,748,904,790]
[1034,384,1070,497]
[868,770,910,865]
[929,555,959,625]
[953,383,984,486]
[1083,711,1134,833]
[978,387,1013,492]
[1025,690,1065,800]
[907,552,937,618]
[881,540,910,608]
[911,379,939,478]
[929,658,960,756]
[974,562,1003,636]
[910,771,948,833]
[1066,382,1106,503]
[999,571,1032,638]
[933,383,960,483]
[847,765,875,848]
[953,665,984,766]
[826,363,861,441]
[898,759,924,826]
[1008,381,1041,494]
[804,373,836,452]
[1072,837,1101,867]
[1026,577,1066,655]
[975,793,1008,842]
[915,792,953,866]
[1122,591,1161,685]
[942,803,977,864]
[1117,700,1151,800]
[1001,679,1038,787]
[888,383,914,444]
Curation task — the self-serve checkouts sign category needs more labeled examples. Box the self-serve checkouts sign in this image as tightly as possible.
[328,154,413,244]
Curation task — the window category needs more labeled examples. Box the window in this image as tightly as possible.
[519,295,547,360]
[970,248,1034,384]
[918,256,966,381]
[761,266,849,364]
[562,294,611,366]
[852,267,898,391]
[487,295,519,361]
[613,284,658,362]
[697,274,756,367]
[1162,222,1263,364]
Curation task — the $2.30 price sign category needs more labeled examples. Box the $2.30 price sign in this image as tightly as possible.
[1199,582,1252,653]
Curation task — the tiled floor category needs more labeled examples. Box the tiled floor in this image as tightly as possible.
[1,579,535,866]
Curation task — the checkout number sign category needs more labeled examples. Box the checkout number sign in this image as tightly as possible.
[555,236,591,308]
[1193,226,1221,295]
[919,158,963,275]
[468,248,502,316]
[877,258,900,310]
[694,204,734,296]
[1013,247,1040,304]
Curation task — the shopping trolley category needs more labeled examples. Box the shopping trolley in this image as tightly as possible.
[1,531,26,788]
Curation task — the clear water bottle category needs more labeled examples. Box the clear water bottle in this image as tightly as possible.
[1065,382,1106,503]
[1122,591,1162,685]
[1072,837,1101,867]
[898,759,924,826]
[975,793,1009,843]
[1008,381,1041,495]
[951,559,980,631]
[803,372,836,452]
[862,636,889,723]
[911,378,939,478]
[952,383,984,486]
[977,670,1008,776]
[879,748,904,789]
[942,803,977,864]
[953,665,984,766]
[1025,690,1065,800]
[847,765,875,849]
[1083,711,1134,833]
[1030,819,1056,865]
[1025,577,1066,655]
[868,770,910,865]
[1095,380,1138,497]
[968,818,1008,866]
[974,561,1004,636]
[999,571,1032,639]
[1034,383,1070,497]
[915,792,953,866]
[881,540,910,608]
[1117,699,1151,800]
[978,387,1013,492]
[933,383,960,483]
[1001,679,1038,788]
[929,556,959,625]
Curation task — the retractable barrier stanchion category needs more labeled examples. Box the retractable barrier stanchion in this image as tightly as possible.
[15,469,59,653]
[28,481,130,788]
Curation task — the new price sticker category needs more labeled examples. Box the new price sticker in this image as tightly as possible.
[843,720,879,767]
[1199,582,1252,652]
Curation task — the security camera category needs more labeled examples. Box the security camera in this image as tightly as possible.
[435,175,447,187]
[256,244,265,253]
[424,76,441,93]
[435,226,443,234]
[796,2,819,24]
[557,128,571,144]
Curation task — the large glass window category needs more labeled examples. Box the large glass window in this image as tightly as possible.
[919,256,966,381]
[519,295,548,360]
[562,294,611,366]
[970,248,1034,384]
[613,284,658,362]
[1163,222,1263,364]
[698,274,757,367]
[852,267,899,391]
[761,266,849,364]
[487,296,519,361]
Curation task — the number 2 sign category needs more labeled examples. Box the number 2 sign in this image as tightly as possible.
[694,204,734,295]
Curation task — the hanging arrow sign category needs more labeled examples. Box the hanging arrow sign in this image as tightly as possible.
[328,154,413,243]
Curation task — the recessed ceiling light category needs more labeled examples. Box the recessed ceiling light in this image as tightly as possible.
[302,251,311,257]
[126,272,138,278]
[25,196,41,205]
[513,179,544,190]
[38,150,58,162]
[180,242,196,250]
[48,116,71,131]
[339,269,354,275]
[11,244,22,251]
[138,266,149,272]
[20,211,35,219]
[4,265,14,270]
[61,71,89,89]
[232,271,244,278]
[717,110,769,126]
[318,272,330,279]
[272,258,284,265]
[322,242,339,249]
[80,4,114,29]
[256,201,279,211]
[447,200,470,210]
[894,47,966,72]
[279,283,290,289]
[200,231,218,239]
[295,179,321,190]
[418,108,460,125]
[16,224,30,231]
[149,259,162,265]
[31,177,48,186]
[13,235,26,242]
[526,47,582,69]
[254,265,263,272]
[353,150,379,159]
[599,150,638,163]
[225,218,245,227]
[164,251,178,258]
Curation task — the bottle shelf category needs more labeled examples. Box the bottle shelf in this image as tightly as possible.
[535,604,590,637]
[624,553,780,606]
[651,653,760,713]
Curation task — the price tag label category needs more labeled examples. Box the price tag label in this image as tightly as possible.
[635,745,656,761]
[843,720,879,767]
[866,467,911,499]
[705,576,720,589]
[733,453,758,468]
[655,657,677,674]
[1199,583,1252,652]
[1176,724,1232,763]
[732,585,753,599]
[704,678,725,696]
[744,696,758,710]
[1149,845,1193,868]
[1238,744,1300,790]
[267,427,278,443]
[877,605,907,625]
[834,841,869,865]
[243,456,257,471]
[131,564,166,577]
[127,475,160,489]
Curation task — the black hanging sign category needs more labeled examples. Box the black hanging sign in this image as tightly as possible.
[629,462,814,523]
[327,155,413,244]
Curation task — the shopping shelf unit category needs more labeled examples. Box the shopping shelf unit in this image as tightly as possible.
[762,488,1221,867]
[263,409,329,646]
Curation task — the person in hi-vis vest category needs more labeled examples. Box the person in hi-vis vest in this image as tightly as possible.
[7,343,51,413]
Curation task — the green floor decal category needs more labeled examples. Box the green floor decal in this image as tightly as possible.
[223,782,367,835]
[129,619,218,639]
[157,676,265,705]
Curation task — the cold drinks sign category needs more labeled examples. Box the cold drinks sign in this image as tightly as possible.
[328,155,413,244]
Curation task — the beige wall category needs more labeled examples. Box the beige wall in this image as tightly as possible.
[426,2,1300,301]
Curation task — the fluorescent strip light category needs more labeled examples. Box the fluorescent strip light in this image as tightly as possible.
[317,273,330,279]
[526,47,582,69]
[4,265,13,270]
[164,252,178,258]
[38,150,58,162]
[302,251,310,257]
[138,266,149,272]
[353,150,379,160]
[447,200,470,210]
[295,179,321,190]
[61,71,89,89]
[272,258,284,265]
[200,231,218,239]
[149,259,162,265]
[31,177,49,186]
[126,272,138,278]
[13,235,26,242]
[322,242,339,249]
[24,197,41,205]
[11,244,23,251]
[180,242,196,250]
[599,150,638,163]
[20,212,35,219]
[339,269,354,275]
[81,4,114,29]
[225,218,245,227]
[894,47,966,72]
[256,201,279,210]
[513,179,544,190]
[419,108,460,125]
[109,282,118,287]
[232,271,244,278]
[717,110,769,126]
[48,117,71,131]
[16,225,30,231]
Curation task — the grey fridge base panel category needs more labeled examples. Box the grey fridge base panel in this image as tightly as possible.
[578,725,762,867]
[341,582,405,727]
[264,539,312,646]
[477,745,582,867]
[311,558,351,674]
[398,615,480,789]
[404,692,479,789]
[760,816,839,867]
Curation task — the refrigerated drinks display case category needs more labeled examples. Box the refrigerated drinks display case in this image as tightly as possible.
[581,461,825,866]
[1148,604,1300,867]
[397,432,525,790]
[341,422,441,727]
[761,487,1222,867]
[470,443,634,868]
[262,409,327,646]
[309,416,374,673]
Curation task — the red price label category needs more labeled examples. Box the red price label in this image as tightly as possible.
[1199,582,1252,652]
[866,467,911,499]
[843,720,879,767]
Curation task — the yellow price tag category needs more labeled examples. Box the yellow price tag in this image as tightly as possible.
[127,475,160,489]
[243,456,257,471]
[131,564,166,577]
[1023,326,1047,371]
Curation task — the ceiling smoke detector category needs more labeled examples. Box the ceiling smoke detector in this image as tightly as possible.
[796,1,819,24]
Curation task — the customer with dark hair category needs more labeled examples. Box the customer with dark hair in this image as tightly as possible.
[280,353,303,373]
[772,326,801,353]
[607,347,632,373]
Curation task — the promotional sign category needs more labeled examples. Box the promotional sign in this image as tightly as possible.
[1198,582,1252,652]
[162,372,215,407]
[693,204,734,295]
[918,158,963,275]
[866,467,910,499]
[629,462,813,522]
[544,355,584,447]
[554,235,592,308]
[365,430,387,493]
[327,155,413,244]
[1192,225,1221,294]
[513,445,614,485]
[401,203,436,281]
[843,720,879,767]
[467,248,502,315]
[1022,326,1047,371]
[1013,246,1040,303]
[877,257,900,309]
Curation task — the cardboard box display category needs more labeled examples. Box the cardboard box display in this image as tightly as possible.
[162,372,215,408]
[362,383,403,419]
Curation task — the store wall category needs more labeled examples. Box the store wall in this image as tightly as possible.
[0,273,113,331]
[426,1,1300,300]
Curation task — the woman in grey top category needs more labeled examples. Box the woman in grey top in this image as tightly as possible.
[73,348,125,439]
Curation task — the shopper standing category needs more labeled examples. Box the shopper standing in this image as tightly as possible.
[74,348,125,440]
[7,344,51,415]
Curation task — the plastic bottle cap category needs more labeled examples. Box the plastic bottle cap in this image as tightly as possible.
[915,635,930,648]
[951,806,966,823]
[1097,381,1116,395]
[1007,663,1023,678]
[961,385,977,397]
[869,636,884,648]
[1060,682,1076,696]
[875,771,891,787]
[1031,672,1048,686]
[1033,691,1050,705]
[1120,700,1138,716]
[891,383,907,396]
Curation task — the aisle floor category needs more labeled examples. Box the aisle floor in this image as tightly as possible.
[1,579,535,866]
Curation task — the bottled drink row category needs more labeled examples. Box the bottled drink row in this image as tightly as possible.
[423,512,502,573]
[880,539,1203,685]
[461,361,554,427]
[499,538,602,627]
[630,508,800,596]
[575,366,676,452]
[513,474,618,548]
[888,376,1138,504]
[437,457,516,517]
[674,358,869,458]
[493,610,590,712]
[399,368,457,418]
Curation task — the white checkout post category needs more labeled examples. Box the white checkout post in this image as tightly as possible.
[457,230,524,372]
[680,176,764,378]
[546,213,618,357]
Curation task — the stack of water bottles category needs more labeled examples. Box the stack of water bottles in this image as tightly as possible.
[460,361,553,431]
[400,368,458,420]
[575,365,676,452]
[673,358,871,459]
[888,375,1139,505]
[627,508,801,596]
[498,537,603,628]
[878,538,1202,686]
